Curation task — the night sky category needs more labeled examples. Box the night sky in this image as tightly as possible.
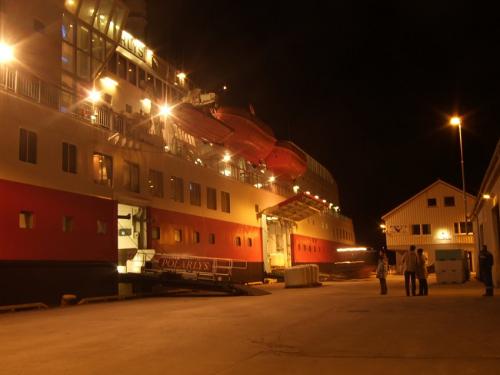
[146,1,500,247]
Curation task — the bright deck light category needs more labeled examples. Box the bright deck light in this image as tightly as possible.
[100,76,118,88]
[292,185,300,193]
[482,194,491,200]
[0,42,14,63]
[87,89,101,103]
[450,116,461,126]
[222,153,231,162]
[177,72,186,81]
[337,247,367,252]
[268,176,276,183]
[159,104,172,116]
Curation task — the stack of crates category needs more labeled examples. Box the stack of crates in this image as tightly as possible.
[435,249,467,284]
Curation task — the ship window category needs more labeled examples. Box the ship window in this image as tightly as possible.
[97,220,107,235]
[78,0,97,24]
[19,211,34,229]
[174,229,183,242]
[117,54,127,79]
[221,191,231,213]
[92,34,105,62]
[62,216,74,233]
[138,68,146,87]
[154,78,162,99]
[62,42,74,72]
[189,182,201,206]
[235,236,242,247]
[444,196,455,207]
[76,24,90,52]
[93,0,113,33]
[422,224,431,235]
[92,153,113,187]
[124,161,140,193]
[62,13,75,43]
[76,50,90,80]
[128,62,137,85]
[170,176,184,203]
[151,226,160,240]
[107,52,117,74]
[62,142,77,174]
[209,233,216,244]
[19,129,37,164]
[411,224,421,235]
[207,187,217,210]
[125,104,132,113]
[248,238,253,247]
[148,169,163,198]
[193,231,200,244]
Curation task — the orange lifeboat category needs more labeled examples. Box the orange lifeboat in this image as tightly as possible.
[265,141,307,180]
[213,107,276,164]
[173,103,234,144]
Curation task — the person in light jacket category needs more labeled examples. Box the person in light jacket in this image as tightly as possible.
[402,245,418,296]
[376,249,389,295]
[416,248,428,296]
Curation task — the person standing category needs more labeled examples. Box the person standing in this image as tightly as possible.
[376,249,389,295]
[402,245,418,296]
[478,245,494,297]
[416,248,428,296]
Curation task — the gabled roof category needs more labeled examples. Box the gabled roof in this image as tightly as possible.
[381,179,475,220]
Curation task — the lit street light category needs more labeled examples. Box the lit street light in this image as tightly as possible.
[450,116,469,234]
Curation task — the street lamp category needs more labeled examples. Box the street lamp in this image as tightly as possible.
[450,116,469,235]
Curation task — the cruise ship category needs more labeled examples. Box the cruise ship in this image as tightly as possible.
[0,0,370,306]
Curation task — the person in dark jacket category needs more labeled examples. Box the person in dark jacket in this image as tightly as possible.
[478,245,494,296]
[416,248,428,296]
[376,249,389,295]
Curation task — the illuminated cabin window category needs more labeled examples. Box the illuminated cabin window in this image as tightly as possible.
[209,233,215,245]
[207,187,217,210]
[92,153,113,186]
[247,238,253,247]
[19,211,34,229]
[62,142,77,174]
[422,224,431,235]
[189,182,201,206]
[148,169,164,198]
[19,129,37,164]
[174,229,183,243]
[221,191,231,213]
[235,236,242,247]
[170,176,184,202]
[151,226,160,240]
[427,198,437,207]
[97,220,107,235]
[62,216,74,233]
[444,196,455,207]
[411,224,421,235]
[124,161,140,193]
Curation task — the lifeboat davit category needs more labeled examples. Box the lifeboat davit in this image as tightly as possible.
[265,141,307,180]
[213,107,276,164]
[173,103,234,144]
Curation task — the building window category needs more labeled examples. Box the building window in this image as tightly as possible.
[97,220,107,235]
[248,238,253,247]
[189,182,201,206]
[411,224,421,235]
[444,196,455,207]
[174,229,183,242]
[170,176,184,202]
[19,211,34,229]
[422,224,431,235]
[221,191,231,213]
[92,153,113,186]
[454,222,474,234]
[62,216,74,233]
[427,198,437,207]
[209,233,215,244]
[124,161,140,193]
[19,129,37,164]
[235,236,242,247]
[148,169,163,198]
[62,142,77,173]
[207,187,217,210]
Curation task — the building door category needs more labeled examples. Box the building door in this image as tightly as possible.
[117,203,148,273]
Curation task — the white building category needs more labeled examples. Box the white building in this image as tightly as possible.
[382,180,476,271]
[471,139,500,286]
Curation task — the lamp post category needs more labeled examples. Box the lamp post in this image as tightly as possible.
[450,116,468,235]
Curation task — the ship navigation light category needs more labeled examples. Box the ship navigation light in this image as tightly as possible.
[0,42,14,63]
